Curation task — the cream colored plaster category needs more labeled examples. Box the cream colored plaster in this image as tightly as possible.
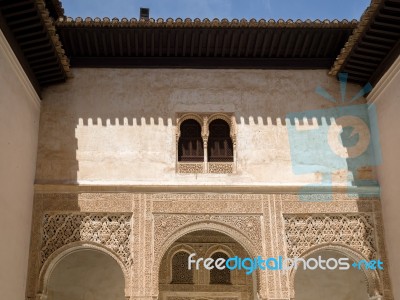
[37,68,372,188]
[367,54,400,299]
[46,249,125,300]
[294,250,369,300]
[0,29,40,300]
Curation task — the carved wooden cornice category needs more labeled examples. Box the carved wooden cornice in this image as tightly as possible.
[56,16,358,29]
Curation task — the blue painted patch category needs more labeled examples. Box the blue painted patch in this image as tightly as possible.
[286,73,382,201]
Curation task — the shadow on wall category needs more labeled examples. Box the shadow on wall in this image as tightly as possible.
[294,250,370,300]
[46,249,125,300]
[34,69,380,189]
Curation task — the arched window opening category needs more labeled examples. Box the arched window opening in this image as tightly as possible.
[178,119,204,162]
[210,252,231,284]
[171,251,193,284]
[207,119,233,162]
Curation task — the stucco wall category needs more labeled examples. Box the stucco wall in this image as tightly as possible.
[47,249,125,300]
[295,250,369,300]
[367,55,400,298]
[0,30,40,299]
[37,68,374,188]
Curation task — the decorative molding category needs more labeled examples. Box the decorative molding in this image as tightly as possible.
[177,163,204,174]
[282,199,378,214]
[35,193,134,212]
[208,163,234,174]
[57,17,358,29]
[152,196,263,214]
[0,28,40,108]
[33,184,381,195]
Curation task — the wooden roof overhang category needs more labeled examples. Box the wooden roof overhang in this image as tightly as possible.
[56,17,357,69]
[0,0,70,95]
[331,0,400,85]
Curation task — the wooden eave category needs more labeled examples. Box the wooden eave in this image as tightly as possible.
[56,17,357,69]
[0,0,70,96]
[331,0,400,85]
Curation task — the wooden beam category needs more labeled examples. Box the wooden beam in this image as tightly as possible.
[93,31,100,56]
[182,30,187,57]
[77,31,85,55]
[260,30,270,57]
[174,30,179,56]
[252,30,261,57]
[206,30,211,57]
[237,31,244,57]
[119,31,123,56]
[70,56,335,69]
[151,30,155,57]
[214,31,219,57]
[143,30,147,57]
[85,30,92,56]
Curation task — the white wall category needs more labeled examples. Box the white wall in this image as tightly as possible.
[0,29,41,299]
[367,55,400,299]
[37,68,374,188]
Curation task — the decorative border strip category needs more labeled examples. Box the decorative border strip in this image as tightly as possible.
[56,17,358,29]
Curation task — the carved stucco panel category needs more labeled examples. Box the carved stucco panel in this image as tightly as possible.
[283,214,376,260]
[153,214,262,257]
[41,213,133,267]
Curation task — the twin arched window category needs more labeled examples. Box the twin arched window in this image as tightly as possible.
[178,118,233,162]
[171,251,231,285]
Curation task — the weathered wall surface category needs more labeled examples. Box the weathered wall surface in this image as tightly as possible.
[295,250,369,300]
[367,55,400,299]
[0,30,41,299]
[47,249,125,300]
[37,68,373,187]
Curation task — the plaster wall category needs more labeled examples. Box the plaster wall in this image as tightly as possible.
[0,30,41,299]
[47,249,125,300]
[294,250,369,300]
[367,55,400,299]
[37,68,373,187]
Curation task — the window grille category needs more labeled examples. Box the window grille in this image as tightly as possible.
[178,119,204,162]
[208,119,233,162]
[171,251,193,284]
[210,252,231,284]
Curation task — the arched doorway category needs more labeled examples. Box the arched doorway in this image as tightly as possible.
[45,248,126,300]
[158,230,255,300]
[294,250,370,300]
